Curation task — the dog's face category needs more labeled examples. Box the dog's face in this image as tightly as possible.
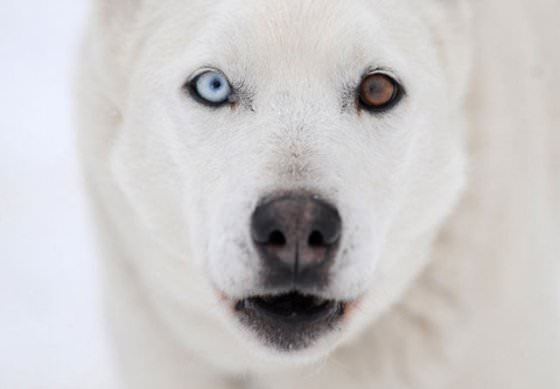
[109,0,470,363]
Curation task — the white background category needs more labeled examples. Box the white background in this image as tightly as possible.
[0,1,118,387]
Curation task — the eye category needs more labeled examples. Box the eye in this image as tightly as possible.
[358,72,402,112]
[188,70,233,107]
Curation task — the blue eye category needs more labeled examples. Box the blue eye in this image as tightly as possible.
[189,70,233,106]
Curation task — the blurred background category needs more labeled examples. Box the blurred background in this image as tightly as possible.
[0,1,118,387]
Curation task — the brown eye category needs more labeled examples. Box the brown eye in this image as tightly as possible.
[358,73,401,112]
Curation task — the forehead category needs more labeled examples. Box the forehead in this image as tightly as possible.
[151,0,419,78]
[218,1,385,51]
[210,1,395,70]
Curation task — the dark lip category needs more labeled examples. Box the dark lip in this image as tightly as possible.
[234,291,346,351]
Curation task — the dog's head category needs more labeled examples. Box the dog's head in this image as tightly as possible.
[100,0,471,364]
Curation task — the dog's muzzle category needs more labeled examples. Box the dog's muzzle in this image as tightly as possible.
[234,192,347,351]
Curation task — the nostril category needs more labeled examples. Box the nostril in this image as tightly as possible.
[268,230,287,246]
[307,230,325,247]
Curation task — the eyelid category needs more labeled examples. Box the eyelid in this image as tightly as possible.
[361,68,403,86]
[187,66,226,83]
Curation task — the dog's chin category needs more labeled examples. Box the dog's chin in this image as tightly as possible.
[231,291,349,353]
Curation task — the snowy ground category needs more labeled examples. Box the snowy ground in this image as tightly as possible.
[0,1,118,388]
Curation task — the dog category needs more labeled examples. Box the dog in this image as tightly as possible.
[76,0,559,387]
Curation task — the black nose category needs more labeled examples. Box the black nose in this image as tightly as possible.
[251,193,342,289]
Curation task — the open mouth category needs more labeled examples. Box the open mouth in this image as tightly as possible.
[239,292,342,322]
[234,291,346,351]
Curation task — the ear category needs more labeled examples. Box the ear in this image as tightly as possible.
[76,0,145,135]
[91,0,144,63]
[85,0,144,95]
[415,0,473,102]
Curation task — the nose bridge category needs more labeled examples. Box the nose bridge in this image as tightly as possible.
[265,73,334,123]
[262,94,337,184]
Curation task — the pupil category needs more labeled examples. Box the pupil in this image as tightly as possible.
[367,80,384,95]
[211,78,222,90]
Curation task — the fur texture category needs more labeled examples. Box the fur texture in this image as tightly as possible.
[76,0,559,388]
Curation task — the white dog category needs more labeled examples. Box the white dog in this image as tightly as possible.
[76,0,559,388]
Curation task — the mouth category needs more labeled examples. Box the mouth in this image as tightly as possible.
[234,291,346,351]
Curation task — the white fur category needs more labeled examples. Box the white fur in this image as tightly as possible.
[76,0,559,387]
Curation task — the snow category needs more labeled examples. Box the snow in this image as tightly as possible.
[0,1,118,387]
